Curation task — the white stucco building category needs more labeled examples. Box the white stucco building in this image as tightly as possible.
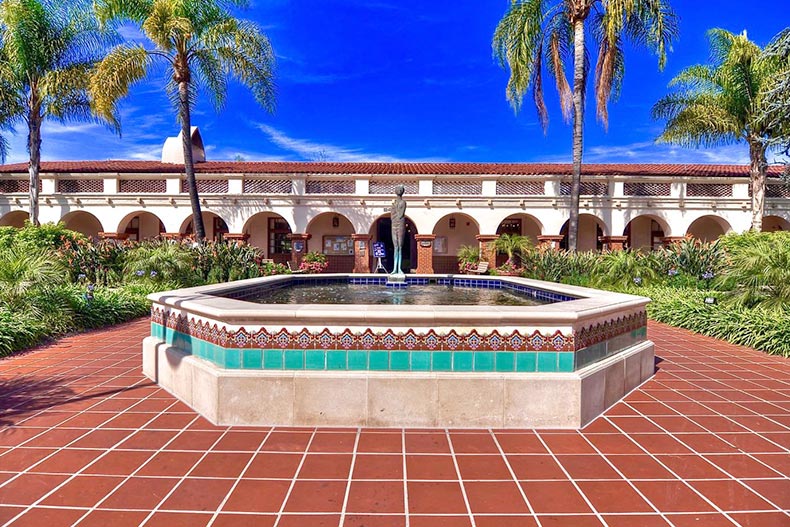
[1,141,788,273]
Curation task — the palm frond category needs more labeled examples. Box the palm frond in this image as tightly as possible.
[492,0,546,116]
[93,0,154,26]
[89,44,151,130]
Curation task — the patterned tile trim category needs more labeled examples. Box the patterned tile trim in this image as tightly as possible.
[576,311,648,350]
[151,307,575,352]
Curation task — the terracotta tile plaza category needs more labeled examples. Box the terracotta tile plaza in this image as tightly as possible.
[0,319,788,527]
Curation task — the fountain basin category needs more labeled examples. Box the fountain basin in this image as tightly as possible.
[143,274,653,428]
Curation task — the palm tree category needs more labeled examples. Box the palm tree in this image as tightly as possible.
[91,0,276,242]
[493,233,533,266]
[761,29,790,165]
[0,0,111,225]
[652,29,788,232]
[493,0,677,251]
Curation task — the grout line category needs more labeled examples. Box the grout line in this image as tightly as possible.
[444,430,476,527]
[271,429,318,527]
[337,428,361,527]
[489,430,542,527]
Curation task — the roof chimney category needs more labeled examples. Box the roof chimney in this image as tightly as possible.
[161,127,206,164]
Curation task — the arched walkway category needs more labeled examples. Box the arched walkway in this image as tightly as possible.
[306,212,356,273]
[181,212,229,242]
[763,215,790,232]
[433,213,479,273]
[118,211,165,241]
[369,214,418,273]
[243,212,292,262]
[560,215,606,252]
[0,211,28,228]
[686,215,731,242]
[62,211,103,239]
[496,213,542,243]
[624,215,670,251]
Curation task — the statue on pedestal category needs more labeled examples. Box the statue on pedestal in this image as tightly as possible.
[390,184,407,276]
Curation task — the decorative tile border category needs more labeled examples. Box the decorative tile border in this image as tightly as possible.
[152,323,577,373]
[153,308,576,352]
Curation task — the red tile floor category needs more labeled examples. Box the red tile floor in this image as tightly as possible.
[0,319,788,527]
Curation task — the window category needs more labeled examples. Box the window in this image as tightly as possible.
[269,218,291,255]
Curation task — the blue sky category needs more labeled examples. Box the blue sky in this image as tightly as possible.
[5,0,789,165]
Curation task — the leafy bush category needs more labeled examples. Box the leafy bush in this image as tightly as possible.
[663,237,725,281]
[0,222,86,250]
[300,251,328,274]
[592,250,659,289]
[124,240,199,285]
[60,237,129,286]
[716,233,790,308]
[456,245,481,273]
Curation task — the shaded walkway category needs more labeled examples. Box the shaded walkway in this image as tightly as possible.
[0,319,788,527]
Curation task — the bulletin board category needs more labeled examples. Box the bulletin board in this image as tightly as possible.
[323,235,354,255]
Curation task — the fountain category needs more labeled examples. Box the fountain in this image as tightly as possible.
[143,272,653,428]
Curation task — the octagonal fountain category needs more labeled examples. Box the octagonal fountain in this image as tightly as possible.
[143,274,653,428]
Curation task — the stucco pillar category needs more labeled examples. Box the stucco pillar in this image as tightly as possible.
[537,235,564,250]
[351,234,372,273]
[599,235,628,251]
[223,233,250,244]
[661,236,687,247]
[287,233,312,268]
[476,234,499,266]
[414,234,436,274]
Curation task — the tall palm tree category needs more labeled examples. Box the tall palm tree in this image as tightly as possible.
[493,0,677,251]
[761,29,790,165]
[0,0,111,225]
[652,29,788,232]
[91,0,276,242]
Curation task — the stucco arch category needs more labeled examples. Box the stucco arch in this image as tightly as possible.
[763,215,790,232]
[117,211,165,241]
[180,211,230,241]
[623,214,670,251]
[242,212,292,260]
[431,213,479,258]
[560,214,607,251]
[496,213,543,244]
[62,211,103,239]
[686,215,732,242]
[0,211,28,228]
[369,213,418,273]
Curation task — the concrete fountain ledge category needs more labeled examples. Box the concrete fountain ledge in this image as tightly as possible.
[143,274,653,428]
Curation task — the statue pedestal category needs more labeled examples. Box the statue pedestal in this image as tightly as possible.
[385,273,408,288]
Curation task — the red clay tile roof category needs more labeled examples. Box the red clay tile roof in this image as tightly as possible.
[0,160,783,177]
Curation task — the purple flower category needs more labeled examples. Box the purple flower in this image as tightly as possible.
[668,269,678,276]
[87,284,95,292]
[633,276,642,285]
[77,273,86,280]
[150,271,158,278]
[135,270,145,276]
[702,271,714,280]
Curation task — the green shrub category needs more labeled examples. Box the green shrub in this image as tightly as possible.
[0,222,86,250]
[664,237,725,281]
[717,233,790,308]
[592,250,658,289]
[125,240,200,286]
[194,240,265,282]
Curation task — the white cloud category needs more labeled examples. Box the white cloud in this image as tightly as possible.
[254,123,447,162]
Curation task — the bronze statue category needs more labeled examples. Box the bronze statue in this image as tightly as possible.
[390,184,407,275]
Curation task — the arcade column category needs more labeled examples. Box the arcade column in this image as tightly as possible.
[475,234,499,266]
[287,233,312,268]
[414,234,436,274]
[599,235,628,251]
[537,235,565,250]
[351,234,372,274]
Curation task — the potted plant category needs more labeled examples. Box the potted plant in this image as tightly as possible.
[456,244,481,273]
[493,234,532,275]
[300,251,328,274]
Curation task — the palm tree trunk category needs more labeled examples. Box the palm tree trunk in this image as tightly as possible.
[748,138,767,232]
[568,17,586,252]
[178,80,206,242]
[27,107,42,226]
